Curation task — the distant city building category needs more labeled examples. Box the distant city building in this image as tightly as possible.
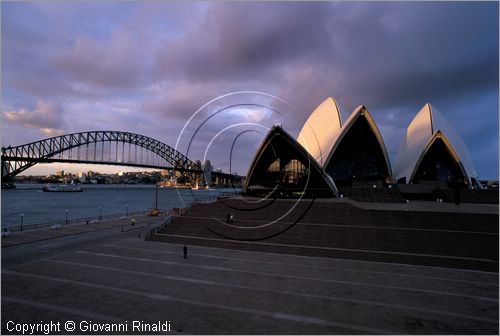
[202,160,212,186]
[78,172,86,183]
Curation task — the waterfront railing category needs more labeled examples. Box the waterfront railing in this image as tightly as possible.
[3,211,149,232]
[3,192,238,234]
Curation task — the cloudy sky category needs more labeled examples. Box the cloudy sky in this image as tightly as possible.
[2,1,498,178]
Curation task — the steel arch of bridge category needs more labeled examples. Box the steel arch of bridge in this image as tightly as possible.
[1,131,199,180]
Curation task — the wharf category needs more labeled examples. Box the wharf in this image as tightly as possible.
[1,214,167,248]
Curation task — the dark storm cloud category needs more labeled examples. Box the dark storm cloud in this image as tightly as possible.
[2,2,498,177]
[339,2,499,110]
[155,2,334,82]
[154,2,497,109]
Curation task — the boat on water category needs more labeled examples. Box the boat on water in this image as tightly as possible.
[42,183,83,192]
[1,182,16,189]
[191,182,214,190]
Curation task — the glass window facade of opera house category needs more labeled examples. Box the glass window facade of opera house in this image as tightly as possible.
[243,126,338,198]
[324,107,392,187]
[243,99,481,198]
[412,135,466,185]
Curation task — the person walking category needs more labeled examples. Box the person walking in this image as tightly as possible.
[183,245,188,259]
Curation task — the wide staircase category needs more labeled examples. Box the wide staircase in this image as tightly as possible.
[338,185,406,203]
[407,187,500,204]
[148,198,499,272]
[464,189,499,203]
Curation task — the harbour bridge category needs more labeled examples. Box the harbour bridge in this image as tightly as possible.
[1,130,237,185]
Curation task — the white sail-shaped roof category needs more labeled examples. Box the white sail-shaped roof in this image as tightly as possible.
[244,126,339,197]
[393,103,478,185]
[324,105,393,181]
[297,97,342,167]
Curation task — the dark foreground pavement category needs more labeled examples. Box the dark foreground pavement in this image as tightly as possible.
[1,199,499,334]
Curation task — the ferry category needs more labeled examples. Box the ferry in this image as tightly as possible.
[42,183,83,192]
[1,182,16,189]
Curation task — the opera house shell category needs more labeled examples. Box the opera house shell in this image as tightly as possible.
[323,105,392,186]
[243,98,480,197]
[297,97,342,167]
[297,98,392,186]
[243,125,339,198]
[393,103,480,187]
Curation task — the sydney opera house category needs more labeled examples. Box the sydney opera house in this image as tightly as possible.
[243,98,481,197]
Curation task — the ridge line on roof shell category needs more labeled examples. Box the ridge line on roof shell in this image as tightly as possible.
[297,97,342,167]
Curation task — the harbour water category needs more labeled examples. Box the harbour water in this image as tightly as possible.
[1,184,239,229]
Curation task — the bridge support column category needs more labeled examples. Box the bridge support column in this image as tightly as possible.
[1,160,14,183]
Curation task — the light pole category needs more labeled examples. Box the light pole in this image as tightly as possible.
[155,180,159,209]
[20,213,24,231]
[65,209,69,225]
[99,206,102,220]
[125,204,129,217]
